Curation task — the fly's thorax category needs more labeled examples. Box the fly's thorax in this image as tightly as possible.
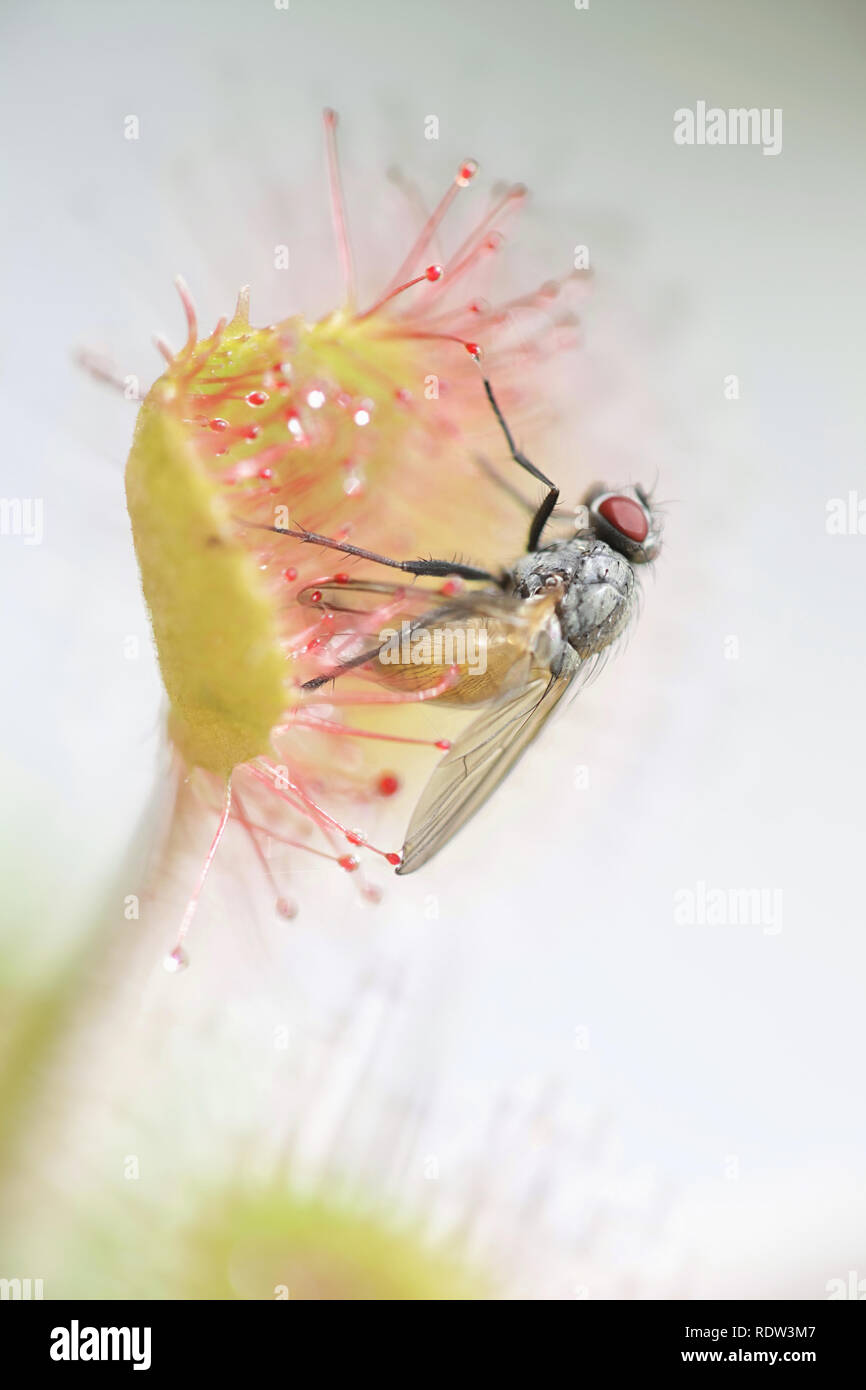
[507,538,636,659]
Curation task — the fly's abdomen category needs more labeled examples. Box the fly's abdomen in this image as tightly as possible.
[373,614,532,707]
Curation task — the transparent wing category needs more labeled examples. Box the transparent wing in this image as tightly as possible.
[396,646,582,874]
[297,576,539,693]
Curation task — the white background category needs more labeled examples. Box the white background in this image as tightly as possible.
[1,0,864,1297]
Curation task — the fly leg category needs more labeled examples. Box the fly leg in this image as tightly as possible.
[249,519,500,584]
[300,639,395,691]
[478,373,560,552]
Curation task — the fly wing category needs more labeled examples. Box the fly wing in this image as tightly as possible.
[396,645,581,874]
[297,576,537,692]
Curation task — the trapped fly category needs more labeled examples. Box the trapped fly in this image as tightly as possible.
[271,365,662,872]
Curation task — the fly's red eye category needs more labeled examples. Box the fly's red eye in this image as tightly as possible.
[598,495,648,543]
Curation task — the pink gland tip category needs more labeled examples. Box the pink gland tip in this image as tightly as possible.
[456,159,479,187]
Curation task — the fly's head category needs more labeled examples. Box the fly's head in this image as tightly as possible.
[577,484,662,566]
[507,481,662,660]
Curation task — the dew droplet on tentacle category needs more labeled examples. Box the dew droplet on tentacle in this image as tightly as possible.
[164,782,234,971]
[253,760,403,867]
[377,157,478,301]
[163,946,189,974]
[356,264,445,320]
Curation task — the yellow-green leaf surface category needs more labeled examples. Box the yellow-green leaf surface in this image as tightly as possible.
[126,386,287,778]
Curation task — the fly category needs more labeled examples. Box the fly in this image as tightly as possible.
[261,368,662,873]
